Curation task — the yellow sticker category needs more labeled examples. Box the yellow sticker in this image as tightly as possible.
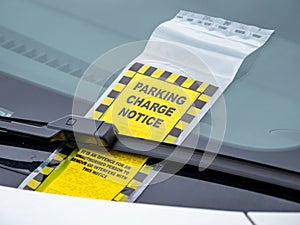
[36,148,148,200]
[92,62,218,143]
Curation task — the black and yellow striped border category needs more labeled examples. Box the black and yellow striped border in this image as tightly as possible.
[113,164,154,201]
[92,62,219,143]
[23,147,71,191]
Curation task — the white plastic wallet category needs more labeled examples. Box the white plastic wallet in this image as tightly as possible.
[88,10,274,145]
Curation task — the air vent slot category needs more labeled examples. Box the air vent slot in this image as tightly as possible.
[0,25,89,79]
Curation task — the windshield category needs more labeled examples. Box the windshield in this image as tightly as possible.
[1,0,300,170]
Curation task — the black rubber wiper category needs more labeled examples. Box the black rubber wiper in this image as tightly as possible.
[1,115,300,196]
[0,115,117,148]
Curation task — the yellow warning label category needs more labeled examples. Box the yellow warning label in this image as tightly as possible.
[91,63,218,143]
[36,149,148,200]
[100,73,199,142]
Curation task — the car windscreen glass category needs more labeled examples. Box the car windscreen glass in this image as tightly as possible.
[0,0,300,171]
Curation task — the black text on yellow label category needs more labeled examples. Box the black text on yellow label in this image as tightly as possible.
[91,63,218,143]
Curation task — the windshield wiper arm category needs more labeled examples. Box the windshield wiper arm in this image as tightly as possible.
[0,115,116,148]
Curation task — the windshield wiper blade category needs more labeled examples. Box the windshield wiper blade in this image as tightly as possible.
[1,115,300,195]
[0,115,116,148]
